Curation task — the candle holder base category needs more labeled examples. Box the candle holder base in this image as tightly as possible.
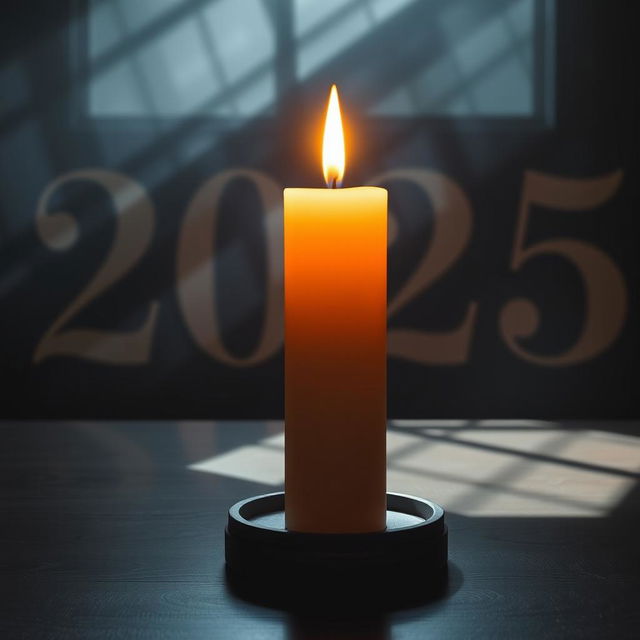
[225,492,447,607]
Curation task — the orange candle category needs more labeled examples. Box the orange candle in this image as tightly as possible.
[284,86,388,533]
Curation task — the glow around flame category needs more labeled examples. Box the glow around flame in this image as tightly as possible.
[322,85,345,187]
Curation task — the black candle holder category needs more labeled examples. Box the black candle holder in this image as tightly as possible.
[225,492,447,606]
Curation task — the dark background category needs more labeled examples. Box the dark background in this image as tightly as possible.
[0,0,638,419]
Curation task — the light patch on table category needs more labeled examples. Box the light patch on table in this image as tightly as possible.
[189,445,284,485]
[188,421,640,517]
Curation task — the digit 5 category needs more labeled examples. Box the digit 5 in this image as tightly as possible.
[500,170,627,366]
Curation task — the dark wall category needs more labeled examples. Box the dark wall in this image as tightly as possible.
[0,0,638,419]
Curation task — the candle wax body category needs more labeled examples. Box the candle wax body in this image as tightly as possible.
[284,187,387,533]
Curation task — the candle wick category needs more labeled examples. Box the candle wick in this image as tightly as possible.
[330,176,337,189]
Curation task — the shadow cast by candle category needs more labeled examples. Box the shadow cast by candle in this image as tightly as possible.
[225,561,463,638]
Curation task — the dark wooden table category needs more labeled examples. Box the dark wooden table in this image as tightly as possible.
[1,420,639,639]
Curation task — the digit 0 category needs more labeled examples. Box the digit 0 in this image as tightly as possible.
[176,169,283,367]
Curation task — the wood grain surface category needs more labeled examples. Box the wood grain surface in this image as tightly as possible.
[1,420,638,639]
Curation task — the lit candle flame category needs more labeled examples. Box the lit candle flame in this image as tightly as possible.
[322,85,345,188]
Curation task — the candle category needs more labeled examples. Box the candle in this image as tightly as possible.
[284,86,388,533]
